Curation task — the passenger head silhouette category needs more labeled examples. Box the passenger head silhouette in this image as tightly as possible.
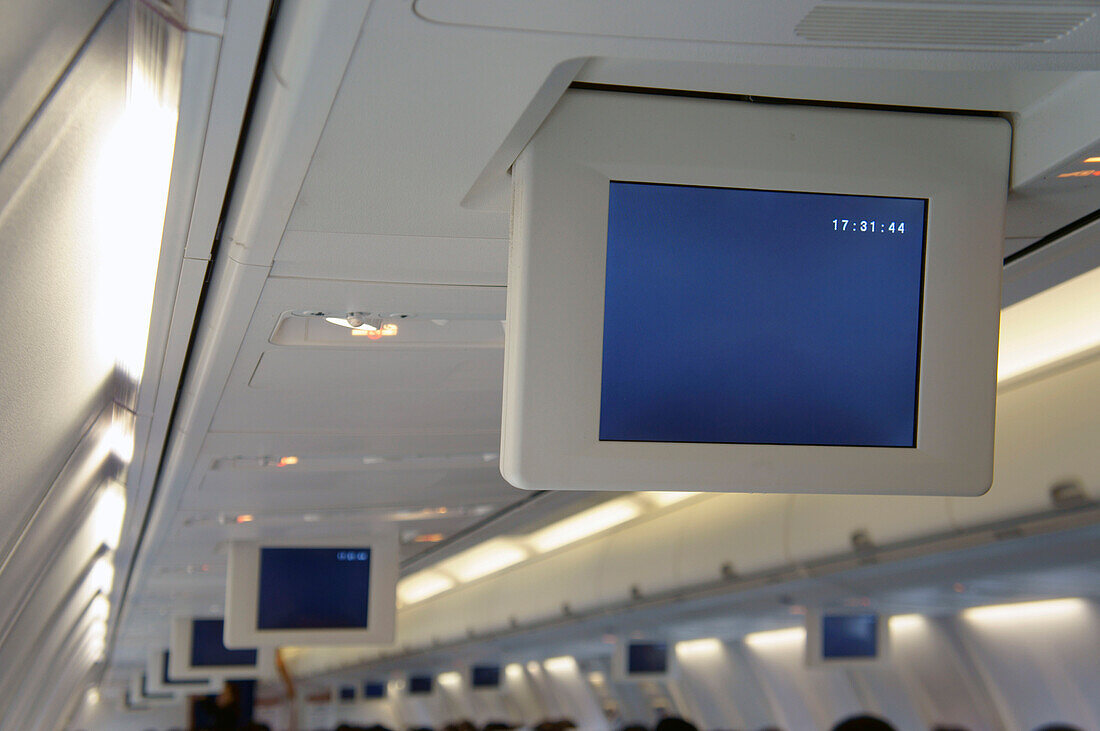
[831,715,896,731]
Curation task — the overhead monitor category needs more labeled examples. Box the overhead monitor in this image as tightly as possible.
[501,88,1009,496]
[339,685,357,702]
[145,650,221,695]
[363,681,387,699]
[806,612,887,666]
[169,617,272,680]
[613,640,676,681]
[471,665,501,689]
[224,529,398,646]
[408,675,433,695]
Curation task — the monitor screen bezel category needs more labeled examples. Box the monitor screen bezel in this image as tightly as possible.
[145,649,222,695]
[805,610,889,666]
[168,617,273,680]
[500,88,1007,496]
[224,529,398,647]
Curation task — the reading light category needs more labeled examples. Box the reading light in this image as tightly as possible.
[675,637,724,657]
[276,456,298,467]
[85,688,100,705]
[412,533,444,543]
[93,482,127,551]
[397,572,456,605]
[543,656,577,673]
[89,557,116,594]
[351,323,398,338]
[326,313,385,332]
[587,671,606,685]
[526,661,541,674]
[887,614,924,632]
[1085,156,1100,163]
[505,663,524,679]
[440,539,528,582]
[437,672,462,688]
[743,626,805,648]
[961,598,1086,624]
[644,492,701,507]
[235,514,254,524]
[528,498,642,553]
[999,264,1100,382]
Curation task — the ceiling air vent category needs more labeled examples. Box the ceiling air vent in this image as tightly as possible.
[795,3,1095,47]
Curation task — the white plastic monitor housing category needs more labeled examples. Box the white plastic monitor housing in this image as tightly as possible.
[501,89,1009,496]
[611,639,678,682]
[224,528,398,647]
[804,610,889,667]
[145,649,223,695]
[128,672,180,707]
[169,617,274,680]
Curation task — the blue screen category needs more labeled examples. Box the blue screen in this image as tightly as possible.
[408,675,432,694]
[822,614,879,659]
[339,685,356,701]
[364,681,387,699]
[257,547,371,630]
[627,642,668,674]
[471,665,501,688]
[601,182,926,447]
[189,619,257,667]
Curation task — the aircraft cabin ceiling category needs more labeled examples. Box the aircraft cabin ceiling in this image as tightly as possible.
[2,0,1100,723]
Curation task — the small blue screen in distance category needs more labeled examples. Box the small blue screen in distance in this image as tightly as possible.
[256,547,371,630]
[600,182,927,448]
[627,642,669,674]
[364,681,387,699]
[408,675,433,694]
[822,614,879,659]
[189,619,258,667]
[339,685,356,701]
[471,665,501,688]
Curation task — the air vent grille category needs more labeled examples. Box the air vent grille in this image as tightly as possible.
[795,5,1095,47]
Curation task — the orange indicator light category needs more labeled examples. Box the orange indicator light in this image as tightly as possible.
[235,514,254,524]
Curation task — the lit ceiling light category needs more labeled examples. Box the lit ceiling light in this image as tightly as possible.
[89,595,111,622]
[525,661,540,674]
[888,614,924,632]
[587,671,606,685]
[441,539,528,582]
[412,533,444,543]
[104,411,136,464]
[505,663,524,679]
[235,514,254,524]
[1085,156,1100,163]
[543,656,577,673]
[437,672,462,687]
[397,572,456,605]
[89,557,116,594]
[85,688,100,705]
[528,498,642,553]
[961,597,1086,624]
[351,323,398,338]
[644,491,701,507]
[276,456,298,467]
[93,482,126,550]
[675,637,723,657]
[743,626,805,648]
[999,264,1100,382]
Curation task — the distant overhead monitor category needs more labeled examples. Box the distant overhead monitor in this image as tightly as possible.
[613,640,676,681]
[471,665,501,689]
[363,681,387,699]
[408,675,433,695]
[145,650,221,695]
[224,529,398,646]
[339,685,357,702]
[169,617,272,680]
[501,89,1009,496]
[806,612,886,666]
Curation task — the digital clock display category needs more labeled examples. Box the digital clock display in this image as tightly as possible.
[600,182,927,448]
